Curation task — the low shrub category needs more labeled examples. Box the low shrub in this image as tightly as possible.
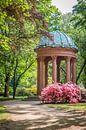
[25,85,37,97]
[29,85,37,95]
[0,86,4,96]
[40,82,81,103]
[16,87,28,96]
[16,85,37,97]
[9,87,13,95]
[0,86,4,93]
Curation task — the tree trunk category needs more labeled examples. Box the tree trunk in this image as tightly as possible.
[13,80,17,99]
[12,68,18,99]
[12,59,35,99]
[13,73,19,99]
[12,58,18,99]
[4,73,10,97]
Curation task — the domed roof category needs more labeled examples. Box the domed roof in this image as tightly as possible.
[36,30,78,50]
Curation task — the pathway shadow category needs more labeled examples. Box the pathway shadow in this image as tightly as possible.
[0,110,86,130]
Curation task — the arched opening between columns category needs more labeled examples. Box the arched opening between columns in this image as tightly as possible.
[60,60,66,83]
[48,60,52,85]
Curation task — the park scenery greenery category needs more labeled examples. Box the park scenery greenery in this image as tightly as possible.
[0,0,86,100]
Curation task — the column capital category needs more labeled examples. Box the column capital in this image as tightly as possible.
[67,56,71,59]
[37,56,45,61]
[51,56,57,60]
[65,56,71,62]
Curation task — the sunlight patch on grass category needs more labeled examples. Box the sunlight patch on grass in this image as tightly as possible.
[0,106,9,120]
[48,103,86,111]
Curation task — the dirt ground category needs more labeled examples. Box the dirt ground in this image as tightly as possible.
[0,100,86,130]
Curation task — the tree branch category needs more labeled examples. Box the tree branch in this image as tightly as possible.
[16,60,35,84]
[76,59,86,83]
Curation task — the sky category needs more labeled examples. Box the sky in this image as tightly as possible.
[52,0,77,14]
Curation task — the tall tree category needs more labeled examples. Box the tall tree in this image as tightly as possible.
[72,0,86,29]
[0,0,61,97]
[72,0,86,86]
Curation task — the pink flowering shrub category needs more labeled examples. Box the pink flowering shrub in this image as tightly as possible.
[62,83,81,103]
[40,83,81,103]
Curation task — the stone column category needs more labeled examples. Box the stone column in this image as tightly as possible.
[45,60,48,86]
[57,59,60,83]
[70,58,73,81]
[52,56,57,83]
[37,58,40,95]
[66,57,71,82]
[39,57,45,94]
[72,58,76,83]
[37,57,45,95]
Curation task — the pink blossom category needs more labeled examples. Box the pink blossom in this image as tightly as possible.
[39,83,81,103]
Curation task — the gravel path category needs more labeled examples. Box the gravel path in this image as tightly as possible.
[0,100,86,130]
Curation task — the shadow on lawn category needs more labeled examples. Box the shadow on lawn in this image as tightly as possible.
[0,110,86,130]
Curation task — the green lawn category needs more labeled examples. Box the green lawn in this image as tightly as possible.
[0,106,9,120]
[48,103,86,111]
[0,96,28,101]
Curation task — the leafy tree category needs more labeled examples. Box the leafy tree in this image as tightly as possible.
[72,0,86,29]
[0,0,61,98]
[58,12,86,87]
[72,0,86,87]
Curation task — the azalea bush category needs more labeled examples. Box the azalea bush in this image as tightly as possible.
[62,83,81,103]
[40,83,81,103]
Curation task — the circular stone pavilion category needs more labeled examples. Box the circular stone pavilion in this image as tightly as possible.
[35,30,78,95]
